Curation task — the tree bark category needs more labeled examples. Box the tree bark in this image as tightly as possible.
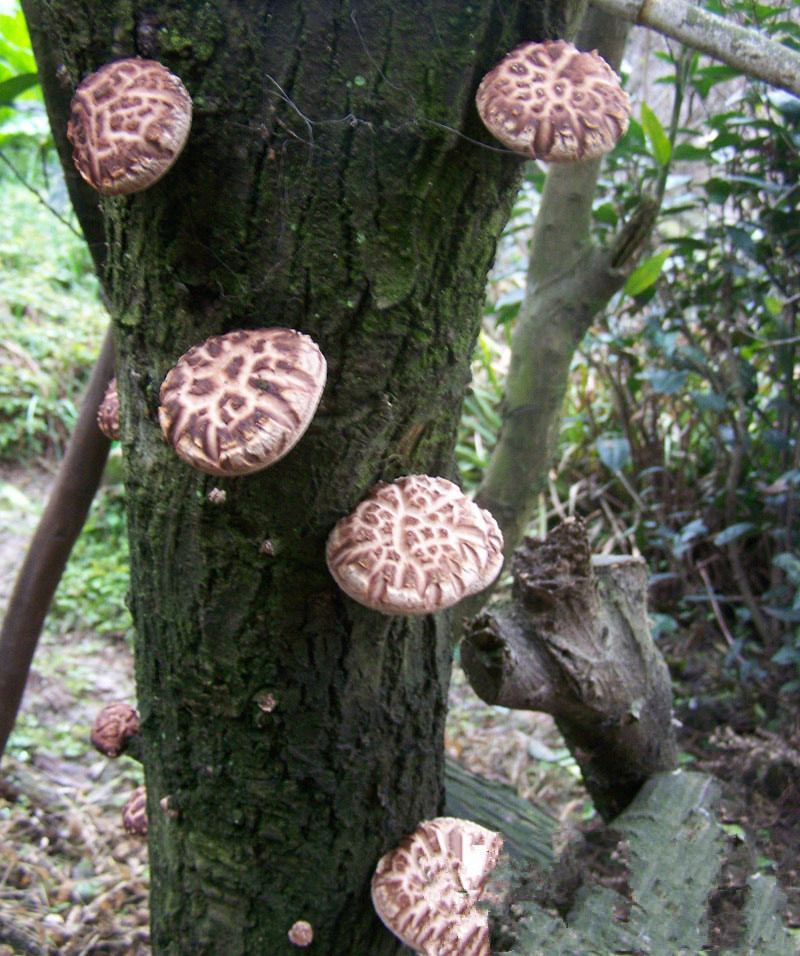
[18,2,574,953]
[462,520,678,819]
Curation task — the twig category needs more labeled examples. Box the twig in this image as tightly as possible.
[697,564,734,648]
[0,150,85,241]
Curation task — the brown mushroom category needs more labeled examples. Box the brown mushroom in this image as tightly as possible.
[90,701,140,758]
[325,475,503,615]
[67,57,192,196]
[122,784,148,837]
[96,377,120,441]
[158,327,326,477]
[371,816,503,955]
[476,39,630,162]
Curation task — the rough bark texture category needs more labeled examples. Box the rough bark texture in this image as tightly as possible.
[462,520,678,819]
[20,2,578,953]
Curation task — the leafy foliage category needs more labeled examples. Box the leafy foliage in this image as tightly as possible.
[460,1,800,688]
[0,0,50,150]
[49,470,133,638]
[566,19,800,683]
[0,182,105,461]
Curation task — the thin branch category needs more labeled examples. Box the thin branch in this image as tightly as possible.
[593,0,800,97]
[0,150,85,241]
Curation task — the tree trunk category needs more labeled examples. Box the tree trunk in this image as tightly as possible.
[462,520,678,819]
[21,2,575,952]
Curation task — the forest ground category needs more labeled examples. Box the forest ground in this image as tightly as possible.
[0,464,798,955]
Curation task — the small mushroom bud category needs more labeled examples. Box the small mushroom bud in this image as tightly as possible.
[207,487,227,504]
[91,702,140,758]
[96,378,120,440]
[122,785,148,837]
[159,794,180,819]
[254,691,277,713]
[288,920,313,947]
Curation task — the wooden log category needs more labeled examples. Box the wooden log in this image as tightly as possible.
[461,519,678,820]
[443,755,556,865]
[490,769,797,955]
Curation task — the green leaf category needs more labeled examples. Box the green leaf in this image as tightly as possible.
[593,202,618,226]
[773,552,800,585]
[690,390,727,413]
[641,102,672,166]
[671,143,712,162]
[596,435,631,473]
[691,64,741,99]
[624,248,671,296]
[0,71,38,104]
[713,522,755,546]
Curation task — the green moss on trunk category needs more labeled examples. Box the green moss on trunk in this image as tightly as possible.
[25,1,570,952]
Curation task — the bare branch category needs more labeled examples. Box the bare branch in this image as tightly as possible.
[594,0,800,97]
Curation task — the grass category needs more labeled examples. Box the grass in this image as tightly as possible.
[0,177,106,462]
[1,172,131,644]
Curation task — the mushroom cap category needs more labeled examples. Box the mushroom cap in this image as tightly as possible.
[122,784,148,837]
[96,377,120,441]
[476,39,631,162]
[371,816,503,956]
[325,475,503,615]
[287,920,314,947]
[91,701,140,757]
[67,57,192,196]
[158,328,327,477]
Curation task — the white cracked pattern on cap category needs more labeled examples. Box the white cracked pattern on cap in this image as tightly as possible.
[325,475,503,615]
[67,57,192,196]
[158,328,326,477]
[371,816,503,956]
[476,39,631,162]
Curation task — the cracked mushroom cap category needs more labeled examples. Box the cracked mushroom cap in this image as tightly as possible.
[158,328,327,477]
[371,816,503,956]
[476,39,630,162]
[122,785,148,838]
[67,57,192,196]
[91,701,140,757]
[97,377,120,441]
[325,475,503,615]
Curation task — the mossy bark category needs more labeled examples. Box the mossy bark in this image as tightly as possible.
[22,2,573,953]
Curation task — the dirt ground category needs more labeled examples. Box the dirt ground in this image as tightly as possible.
[0,466,798,954]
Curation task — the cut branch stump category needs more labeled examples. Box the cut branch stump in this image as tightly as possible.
[462,519,678,820]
